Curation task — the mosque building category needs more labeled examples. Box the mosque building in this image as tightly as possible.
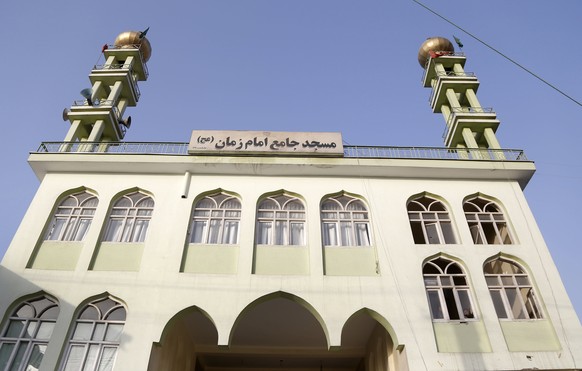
[0,31,580,371]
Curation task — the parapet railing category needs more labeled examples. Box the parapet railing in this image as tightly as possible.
[34,142,529,162]
[435,71,475,78]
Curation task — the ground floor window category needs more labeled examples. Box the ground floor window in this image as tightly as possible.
[61,297,126,371]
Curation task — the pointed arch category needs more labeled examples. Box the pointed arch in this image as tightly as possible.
[407,192,456,244]
[463,193,513,244]
[256,190,306,246]
[0,292,60,371]
[342,308,399,349]
[60,293,127,371]
[44,187,99,242]
[102,188,155,243]
[320,191,371,247]
[483,254,542,320]
[228,291,329,348]
[158,305,218,345]
[189,189,242,245]
[422,255,476,321]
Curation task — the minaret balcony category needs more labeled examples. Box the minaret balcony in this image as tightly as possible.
[103,45,149,81]
[90,65,141,106]
[443,107,499,147]
[67,101,127,140]
[422,53,467,87]
[429,72,480,113]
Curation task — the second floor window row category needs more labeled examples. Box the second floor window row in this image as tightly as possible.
[44,191,513,246]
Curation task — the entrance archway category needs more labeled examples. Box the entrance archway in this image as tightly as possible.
[148,294,405,370]
[342,309,405,371]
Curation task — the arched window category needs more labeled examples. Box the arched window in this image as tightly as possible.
[321,194,371,246]
[190,193,241,244]
[423,258,475,320]
[0,296,59,370]
[464,197,512,244]
[408,196,456,244]
[60,297,126,371]
[256,194,305,245]
[45,191,98,241]
[484,258,542,320]
[103,191,154,242]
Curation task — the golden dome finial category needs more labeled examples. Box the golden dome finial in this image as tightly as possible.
[114,30,152,62]
[417,37,454,67]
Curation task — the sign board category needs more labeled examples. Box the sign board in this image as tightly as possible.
[188,130,344,156]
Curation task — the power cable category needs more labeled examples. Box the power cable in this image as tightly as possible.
[412,0,582,107]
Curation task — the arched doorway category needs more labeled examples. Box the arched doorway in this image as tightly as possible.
[148,294,405,370]
[342,309,406,371]
[148,307,218,371]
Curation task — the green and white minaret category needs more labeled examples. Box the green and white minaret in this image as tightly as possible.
[418,37,502,154]
[62,30,151,149]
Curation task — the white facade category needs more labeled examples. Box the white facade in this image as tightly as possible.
[1,147,581,370]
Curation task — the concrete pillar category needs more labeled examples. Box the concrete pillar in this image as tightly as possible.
[124,56,135,69]
[63,120,82,142]
[484,127,505,160]
[462,128,484,160]
[456,143,470,160]
[453,63,464,75]
[105,55,116,66]
[61,120,84,152]
[87,120,105,142]
[466,89,481,110]
[440,105,453,141]
[90,81,104,102]
[462,128,478,148]
[483,128,501,149]
[434,63,446,77]
[117,99,129,118]
[446,88,461,109]
[441,105,451,121]
[107,81,123,104]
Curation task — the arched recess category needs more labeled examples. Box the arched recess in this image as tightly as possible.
[0,291,60,371]
[406,192,457,245]
[228,291,329,347]
[342,308,407,371]
[253,190,308,275]
[320,191,378,276]
[182,188,242,274]
[90,187,155,271]
[27,187,100,270]
[148,306,218,371]
[462,192,516,245]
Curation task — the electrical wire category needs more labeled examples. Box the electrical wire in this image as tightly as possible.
[411,0,582,107]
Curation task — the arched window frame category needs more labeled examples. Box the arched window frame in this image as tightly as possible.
[0,295,60,370]
[407,195,456,244]
[321,194,371,247]
[103,191,154,243]
[484,258,542,320]
[60,296,126,371]
[45,191,98,242]
[190,192,241,244]
[463,197,512,244]
[423,257,476,321]
[256,193,306,246]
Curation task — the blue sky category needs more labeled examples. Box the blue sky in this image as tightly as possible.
[1,1,580,319]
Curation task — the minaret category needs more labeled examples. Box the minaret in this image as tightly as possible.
[418,37,502,155]
[62,30,151,150]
